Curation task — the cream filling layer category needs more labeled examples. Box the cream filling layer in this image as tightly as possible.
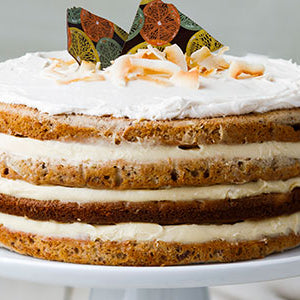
[0,211,299,243]
[0,133,300,163]
[0,177,299,203]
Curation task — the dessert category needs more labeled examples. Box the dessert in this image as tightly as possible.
[0,45,299,266]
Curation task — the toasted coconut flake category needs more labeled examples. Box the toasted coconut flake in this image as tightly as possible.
[190,46,230,72]
[43,59,105,84]
[57,75,105,85]
[164,45,188,71]
[80,61,99,71]
[132,45,166,61]
[185,55,193,69]
[132,49,150,59]
[146,45,166,60]
[130,58,181,76]
[135,52,162,61]
[134,74,172,86]
[49,58,76,68]
[218,46,230,56]
[199,68,215,77]
[126,67,144,80]
[106,55,133,86]
[170,68,200,89]
[229,60,265,79]
[57,61,104,84]
[190,46,211,64]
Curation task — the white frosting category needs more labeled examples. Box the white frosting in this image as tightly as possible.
[0,133,300,163]
[0,177,299,203]
[0,211,299,243]
[0,51,299,120]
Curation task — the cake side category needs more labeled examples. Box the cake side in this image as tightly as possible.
[0,121,299,189]
[0,212,300,266]
[1,228,299,266]
[0,48,299,265]
[0,103,299,145]
[0,188,299,225]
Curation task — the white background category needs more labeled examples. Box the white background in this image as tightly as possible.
[0,0,299,62]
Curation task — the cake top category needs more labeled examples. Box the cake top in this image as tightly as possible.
[0,47,299,120]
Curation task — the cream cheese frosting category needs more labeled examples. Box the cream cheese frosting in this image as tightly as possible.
[0,177,299,204]
[0,133,300,163]
[0,211,299,243]
[0,51,299,120]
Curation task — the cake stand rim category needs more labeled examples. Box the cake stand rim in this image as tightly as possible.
[0,247,299,288]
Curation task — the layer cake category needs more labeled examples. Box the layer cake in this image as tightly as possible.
[0,46,299,265]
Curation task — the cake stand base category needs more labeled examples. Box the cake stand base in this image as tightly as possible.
[0,247,300,300]
[89,287,209,300]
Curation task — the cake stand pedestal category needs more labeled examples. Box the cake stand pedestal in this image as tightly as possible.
[89,287,209,300]
[0,247,299,300]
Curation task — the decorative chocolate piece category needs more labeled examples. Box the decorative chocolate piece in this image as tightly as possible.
[67,7,127,69]
[67,1,223,68]
[122,0,223,55]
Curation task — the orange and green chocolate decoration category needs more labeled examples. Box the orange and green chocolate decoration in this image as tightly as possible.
[67,0,223,69]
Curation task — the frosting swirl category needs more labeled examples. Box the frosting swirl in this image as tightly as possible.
[0,50,299,120]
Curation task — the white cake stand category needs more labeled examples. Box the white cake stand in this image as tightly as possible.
[0,247,299,300]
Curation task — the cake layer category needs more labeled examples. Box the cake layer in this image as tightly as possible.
[0,188,299,225]
[1,133,300,163]
[1,177,299,203]
[0,213,300,265]
[1,152,299,189]
[0,228,299,266]
[0,177,299,224]
[0,103,299,145]
[0,211,299,243]
[1,131,300,188]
